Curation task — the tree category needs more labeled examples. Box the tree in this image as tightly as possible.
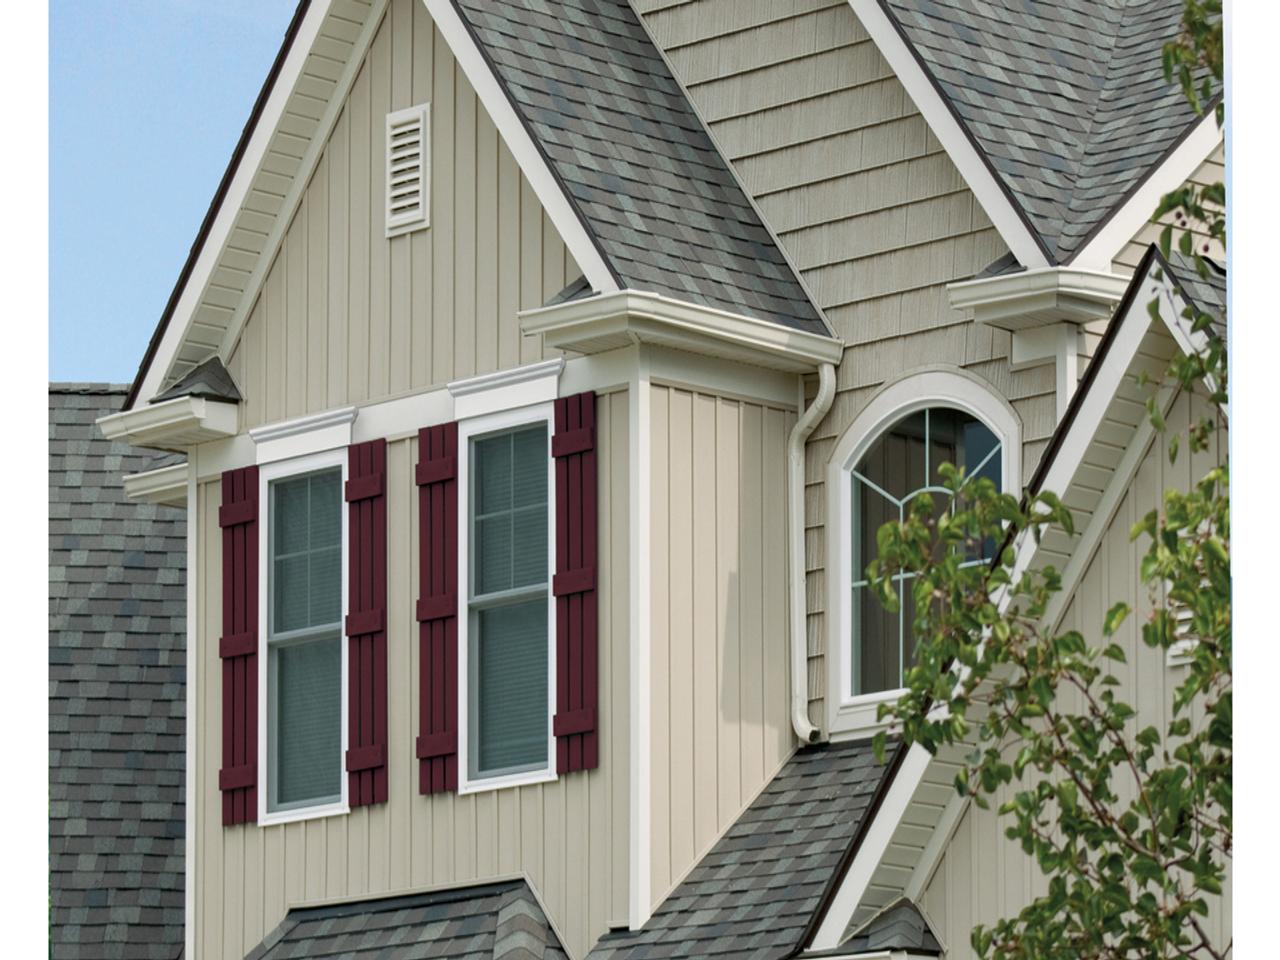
[868,6,1229,958]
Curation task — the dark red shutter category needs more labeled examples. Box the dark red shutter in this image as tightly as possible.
[416,423,459,793]
[346,439,389,807]
[219,466,259,825]
[553,392,599,773]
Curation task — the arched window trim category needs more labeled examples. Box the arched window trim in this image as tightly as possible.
[825,367,1022,738]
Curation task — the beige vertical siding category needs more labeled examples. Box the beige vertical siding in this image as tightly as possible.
[647,384,796,905]
[917,389,1230,956]
[635,0,1052,727]
[226,0,580,429]
[194,390,629,959]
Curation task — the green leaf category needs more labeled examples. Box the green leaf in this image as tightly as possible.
[1103,603,1131,637]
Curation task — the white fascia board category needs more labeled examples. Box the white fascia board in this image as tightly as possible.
[521,290,845,373]
[421,0,618,295]
[122,463,189,507]
[947,266,1131,331]
[809,744,934,949]
[1070,111,1224,271]
[846,0,1048,269]
[96,396,239,450]
[218,0,390,361]
[132,0,333,407]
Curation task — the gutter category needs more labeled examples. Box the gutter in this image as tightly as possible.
[788,363,836,743]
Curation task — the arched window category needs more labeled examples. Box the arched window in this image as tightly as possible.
[849,407,1001,695]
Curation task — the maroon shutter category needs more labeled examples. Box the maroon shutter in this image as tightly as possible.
[346,439,389,806]
[219,466,259,825]
[553,392,599,773]
[416,423,459,793]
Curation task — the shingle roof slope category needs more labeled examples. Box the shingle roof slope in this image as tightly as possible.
[588,739,900,960]
[452,0,828,337]
[49,384,187,960]
[245,881,568,960]
[881,0,1217,264]
[152,356,242,404]
[1163,249,1226,336]
[841,898,942,955]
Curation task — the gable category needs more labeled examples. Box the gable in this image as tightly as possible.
[226,0,581,429]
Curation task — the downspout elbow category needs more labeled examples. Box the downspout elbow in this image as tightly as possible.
[788,362,836,745]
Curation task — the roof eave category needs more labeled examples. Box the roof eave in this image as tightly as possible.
[122,463,189,507]
[97,395,239,452]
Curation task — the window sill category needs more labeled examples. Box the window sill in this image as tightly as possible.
[828,689,907,742]
[458,768,556,797]
[259,799,349,828]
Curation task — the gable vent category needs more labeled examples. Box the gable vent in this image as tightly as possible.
[385,104,430,237]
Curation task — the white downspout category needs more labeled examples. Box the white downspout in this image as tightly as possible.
[788,363,836,744]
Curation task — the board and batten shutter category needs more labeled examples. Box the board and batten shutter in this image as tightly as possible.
[219,466,259,825]
[385,103,430,237]
[553,392,599,772]
[416,423,459,793]
[345,439,389,806]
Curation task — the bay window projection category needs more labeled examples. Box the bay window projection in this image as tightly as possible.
[850,407,1002,695]
[267,468,344,813]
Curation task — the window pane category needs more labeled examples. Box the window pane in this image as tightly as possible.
[274,475,310,556]
[309,471,342,548]
[476,515,513,595]
[511,426,546,508]
[474,599,548,775]
[511,507,547,588]
[472,425,548,599]
[309,546,341,626]
[271,468,342,634]
[474,434,513,516]
[272,635,342,808]
[274,554,311,634]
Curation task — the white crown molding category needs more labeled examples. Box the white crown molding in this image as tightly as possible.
[249,405,358,463]
[122,463,189,507]
[97,396,239,451]
[448,358,564,419]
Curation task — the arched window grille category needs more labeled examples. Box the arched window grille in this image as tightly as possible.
[849,406,1002,695]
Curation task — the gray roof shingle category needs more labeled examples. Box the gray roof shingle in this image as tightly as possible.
[245,881,568,960]
[1162,248,1226,337]
[588,739,900,960]
[840,898,941,955]
[452,0,829,337]
[49,384,187,960]
[152,356,242,404]
[881,0,1218,264]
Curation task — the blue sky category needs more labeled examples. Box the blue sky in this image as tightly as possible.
[49,0,297,382]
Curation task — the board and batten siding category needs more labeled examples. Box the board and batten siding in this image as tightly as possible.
[917,388,1230,956]
[226,0,580,430]
[647,384,796,906]
[634,0,1054,728]
[193,391,629,959]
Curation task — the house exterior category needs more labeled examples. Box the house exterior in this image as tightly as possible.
[96,1,1228,957]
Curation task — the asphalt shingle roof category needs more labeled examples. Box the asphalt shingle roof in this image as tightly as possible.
[452,0,828,337]
[840,898,941,955]
[152,356,242,404]
[49,384,187,960]
[881,0,1217,264]
[245,881,568,960]
[1162,248,1226,337]
[588,739,900,960]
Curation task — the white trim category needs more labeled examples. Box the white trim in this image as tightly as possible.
[809,744,934,949]
[257,448,351,826]
[134,0,335,405]
[250,406,358,464]
[123,463,189,507]
[183,449,197,960]
[628,347,653,928]
[904,788,968,901]
[385,101,431,238]
[96,395,239,450]
[1071,113,1224,270]
[448,358,564,420]
[455,403,558,795]
[826,368,1022,738]
[420,0,618,295]
[521,289,845,374]
[846,0,1048,268]
[217,0,389,365]
[948,266,1130,332]
[1166,638,1199,668]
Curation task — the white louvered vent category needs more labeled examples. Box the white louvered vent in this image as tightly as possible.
[385,103,430,237]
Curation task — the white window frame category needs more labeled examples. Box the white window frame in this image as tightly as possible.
[257,447,350,826]
[827,368,1022,739]
[456,401,558,795]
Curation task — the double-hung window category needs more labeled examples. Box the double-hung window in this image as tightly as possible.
[459,409,555,790]
[264,457,346,818]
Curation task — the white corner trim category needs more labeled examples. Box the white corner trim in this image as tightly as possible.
[448,357,564,419]
[948,266,1130,331]
[218,0,390,362]
[629,348,653,928]
[123,463,190,507]
[846,0,1048,269]
[249,406,358,463]
[420,0,618,295]
[520,289,845,374]
[1071,111,1224,271]
[97,395,239,450]
[183,449,197,960]
[810,744,935,949]
[133,0,335,406]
